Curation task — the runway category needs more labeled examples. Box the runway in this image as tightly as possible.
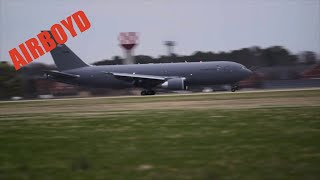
[1,87,320,104]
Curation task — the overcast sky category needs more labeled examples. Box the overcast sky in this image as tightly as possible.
[1,0,319,65]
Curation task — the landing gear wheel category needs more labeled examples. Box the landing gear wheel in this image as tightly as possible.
[141,90,156,96]
[141,90,147,96]
[231,84,239,92]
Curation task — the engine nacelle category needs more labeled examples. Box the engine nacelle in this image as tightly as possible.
[160,78,187,90]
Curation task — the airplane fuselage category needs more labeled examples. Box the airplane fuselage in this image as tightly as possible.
[59,61,252,89]
[42,31,252,95]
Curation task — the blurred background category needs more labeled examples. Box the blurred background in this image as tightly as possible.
[1,0,320,99]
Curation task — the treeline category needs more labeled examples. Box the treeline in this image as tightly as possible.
[0,62,54,99]
[94,46,318,67]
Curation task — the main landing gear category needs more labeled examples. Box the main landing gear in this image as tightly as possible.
[141,90,156,96]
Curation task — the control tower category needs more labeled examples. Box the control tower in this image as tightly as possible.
[118,32,139,64]
[164,41,176,56]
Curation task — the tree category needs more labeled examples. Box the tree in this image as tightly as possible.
[301,51,317,65]
[0,62,23,99]
[260,46,296,66]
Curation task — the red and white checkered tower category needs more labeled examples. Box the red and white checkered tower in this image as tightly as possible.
[118,32,139,64]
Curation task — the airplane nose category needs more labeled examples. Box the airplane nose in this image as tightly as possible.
[244,68,253,78]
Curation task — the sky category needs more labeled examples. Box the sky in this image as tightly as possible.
[1,0,319,65]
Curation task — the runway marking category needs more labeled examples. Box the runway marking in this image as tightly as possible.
[1,87,320,104]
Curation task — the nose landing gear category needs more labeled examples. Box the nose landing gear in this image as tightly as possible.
[141,90,156,96]
[231,84,240,92]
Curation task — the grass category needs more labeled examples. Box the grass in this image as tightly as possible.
[0,89,320,179]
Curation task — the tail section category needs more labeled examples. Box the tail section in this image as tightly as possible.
[41,30,89,71]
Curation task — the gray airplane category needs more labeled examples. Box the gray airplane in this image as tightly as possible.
[44,34,252,95]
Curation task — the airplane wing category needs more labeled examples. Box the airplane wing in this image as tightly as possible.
[105,72,173,87]
[44,70,80,79]
[105,72,170,81]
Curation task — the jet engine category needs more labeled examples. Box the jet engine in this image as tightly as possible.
[160,78,187,90]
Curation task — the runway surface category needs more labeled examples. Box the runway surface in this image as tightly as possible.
[1,87,320,103]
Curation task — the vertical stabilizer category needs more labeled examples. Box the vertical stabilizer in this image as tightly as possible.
[41,30,89,71]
